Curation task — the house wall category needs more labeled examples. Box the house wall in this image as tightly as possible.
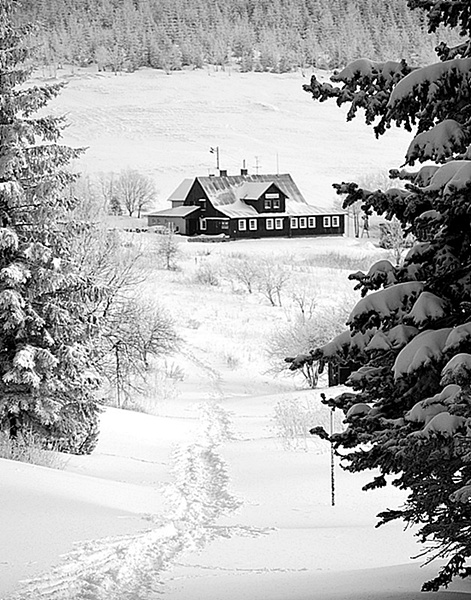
[184,180,227,219]
[229,215,289,239]
[289,214,345,237]
[147,215,189,234]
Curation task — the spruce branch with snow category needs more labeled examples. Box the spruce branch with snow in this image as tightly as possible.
[295,0,471,590]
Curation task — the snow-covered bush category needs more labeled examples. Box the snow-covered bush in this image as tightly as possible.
[272,395,343,451]
[294,1,471,590]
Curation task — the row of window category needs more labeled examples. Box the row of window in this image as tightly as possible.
[199,216,341,231]
[238,215,340,231]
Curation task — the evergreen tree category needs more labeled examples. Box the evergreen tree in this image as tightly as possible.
[0,1,101,454]
[289,0,471,590]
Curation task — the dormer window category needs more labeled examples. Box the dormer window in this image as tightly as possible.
[273,198,280,209]
[264,199,272,210]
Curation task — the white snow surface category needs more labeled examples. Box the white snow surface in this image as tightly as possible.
[33,67,411,207]
[2,392,471,599]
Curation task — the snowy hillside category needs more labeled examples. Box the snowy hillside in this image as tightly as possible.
[37,67,411,209]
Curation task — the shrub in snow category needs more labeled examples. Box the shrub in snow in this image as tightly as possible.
[294,1,471,590]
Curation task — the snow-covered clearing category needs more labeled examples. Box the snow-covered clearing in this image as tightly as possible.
[37,67,411,208]
[2,235,471,599]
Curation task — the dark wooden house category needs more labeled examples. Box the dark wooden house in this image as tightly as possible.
[147,172,345,239]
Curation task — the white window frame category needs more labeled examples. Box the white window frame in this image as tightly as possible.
[290,217,298,229]
[332,216,340,227]
[266,218,274,230]
[249,219,257,231]
[323,216,331,228]
[308,216,316,228]
[200,218,207,231]
[275,218,283,230]
[264,199,272,210]
[299,217,307,229]
[220,220,229,230]
[265,193,279,199]
[273,198,281,209]
[238,219,247,231]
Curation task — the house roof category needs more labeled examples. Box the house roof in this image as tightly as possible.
[195,174,343,216]
[195,174,302,207]
[148,205,200,218]
[168,178,194,203]
[238,181,280,200]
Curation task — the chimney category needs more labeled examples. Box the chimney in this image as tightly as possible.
[219,169,228,177]
[241,159,248,176]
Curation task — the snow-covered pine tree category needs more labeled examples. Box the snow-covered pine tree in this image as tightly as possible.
[290,0,471,590]
[0,1,101,454]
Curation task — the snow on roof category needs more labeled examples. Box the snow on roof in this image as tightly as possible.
[167,178,194,202]
[194,174,342,215]
[238,182,275,199]
[148,206,200,218]
[217,200,259,218]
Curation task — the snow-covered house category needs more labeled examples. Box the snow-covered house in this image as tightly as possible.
[147,173,345,238]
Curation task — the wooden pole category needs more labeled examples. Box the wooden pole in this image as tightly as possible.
[330,407,335,506]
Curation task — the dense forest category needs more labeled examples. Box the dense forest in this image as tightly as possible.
[18,0,458,74]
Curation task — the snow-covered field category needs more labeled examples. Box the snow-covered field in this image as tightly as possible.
[37,66,411,208]
[2,235,471,599]
[2,69,471,599]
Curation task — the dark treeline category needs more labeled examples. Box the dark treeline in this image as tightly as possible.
[19,0,456,73]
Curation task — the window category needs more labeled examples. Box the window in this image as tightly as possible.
[332,216,340,227]
[221,221,229,230]
[249,219,257,231]
[266,193,279,199]
[266,218,274,230]
[323,216,331,228]
[275,218,283,230]
[199,199,206,209]
[299,217,307,228]
[308,217,316,228]
[290,217,298,229]
[264,199,272,210]
[200,218,207,231]
[238,219,247,231]
[273,198,281,209]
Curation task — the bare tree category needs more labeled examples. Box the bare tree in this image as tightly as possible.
[257,262,291,307]
[155,230,182,270]
[224,256,261,294]
[116,168,157,217]
[102,297,179,408]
